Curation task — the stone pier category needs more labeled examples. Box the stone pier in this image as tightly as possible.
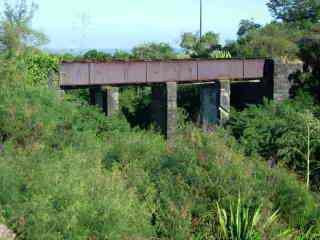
[200,83,220,129]
[89,87,119,116]
[200,80,231,129]
[151,82,177,139]
[219,80,231,124]
[273,60,303,101]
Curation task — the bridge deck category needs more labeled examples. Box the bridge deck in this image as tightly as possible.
[59,59,266,87]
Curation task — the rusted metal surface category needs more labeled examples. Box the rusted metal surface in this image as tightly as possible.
[244,59,265,79]
[147,61,198,83]
[60,62,90,86]
[197,60,244,80]
[126,62,148,84]
[60,59,266,87]
[91,62,125,85]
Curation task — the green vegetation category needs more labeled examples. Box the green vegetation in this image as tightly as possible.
[267,0,320,24]
[215,196,284,240]
[0,0,320,239]
[83,49,112,61]
[1,85,319,239]
[228,95,320,190]
[132,42,176,60]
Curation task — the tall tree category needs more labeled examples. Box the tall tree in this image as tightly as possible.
[0,0,47,57]
[237,19,261,37]
[180,31,220,58]
[227,21,305,59]
[131,42,176,60]
[267,0,320,24]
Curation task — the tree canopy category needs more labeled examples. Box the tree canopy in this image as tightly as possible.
[267,0,320,24]
[0,0,47,57]
[237,19,261,37]
[180,31,220,58]
[131,42,176,60]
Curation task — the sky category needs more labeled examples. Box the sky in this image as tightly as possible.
[2,0,273,50]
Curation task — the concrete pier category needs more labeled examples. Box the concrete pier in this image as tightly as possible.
[200,83,220,129]
[273,61,303,101]
[200,80,231,129]
[151,82,177,139]
[89,87,119,116]
[219,80,231,124]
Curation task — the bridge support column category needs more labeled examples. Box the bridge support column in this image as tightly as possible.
[105,87,120,116]
[272,60,303,101]
[151,82,177,140]
[219,80,231,125]
[89,87,119,116]
[200,83,220,130]
[200,80,230,130]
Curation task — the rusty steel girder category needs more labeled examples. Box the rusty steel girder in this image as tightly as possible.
[59,59,266,87]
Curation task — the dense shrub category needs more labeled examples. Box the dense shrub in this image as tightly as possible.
[82,49,112,61]
[103,125,320,239]
[295,35,320,102]
[0,86,153,239]
[0,84,319,239]
[0,51,58,88]
[23,51,59,86]
[132,42,176,60]
[119,86,153,128]
[1,1,319,238]
[228,95,320,190]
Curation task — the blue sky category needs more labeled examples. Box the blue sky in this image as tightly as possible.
[4,0,273,50]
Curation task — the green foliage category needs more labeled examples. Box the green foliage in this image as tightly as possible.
[0,61,319,239]
[228,96,320,189]
[298,35,320,71]
[215,196,285,240]
[278,110,320,189]
[180,31,221,58]
[296,226,320,240]
[0,0,47,57]
[60,53,79,62]
[0,0,54,89]
[228,22,303,59]
[229,0,320,61]
[82,49,112,61]
[0,56,24,88]
[119,86,152,128]
[132,42,176,60]
[24,51,59,86]
[210,50,232,59]
[178,85,201,122]
[0,85,153,239]
[267,0,320,24]
[113,49,131,60]
[237,19,262,37]
[0,49,59,88]
[103,125,320,239]
[294,35,320,101]
[1,1,320,239]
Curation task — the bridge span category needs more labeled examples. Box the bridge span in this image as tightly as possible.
[59,59,301,139]
[60,59,266,87]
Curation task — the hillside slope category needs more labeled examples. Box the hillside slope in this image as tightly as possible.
[0,85,319,239]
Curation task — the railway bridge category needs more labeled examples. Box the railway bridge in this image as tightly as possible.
[59,59,302,139]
